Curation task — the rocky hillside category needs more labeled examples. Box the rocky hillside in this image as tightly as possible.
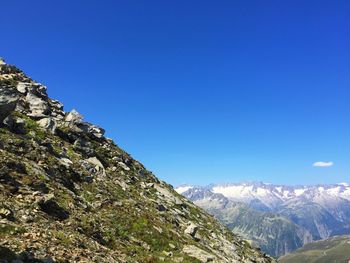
[279,235,350,263]
[0,59,275,263]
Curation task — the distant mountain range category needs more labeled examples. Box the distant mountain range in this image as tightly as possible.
[176,182,350,257]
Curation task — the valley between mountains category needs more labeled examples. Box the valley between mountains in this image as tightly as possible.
[177,182,350,258]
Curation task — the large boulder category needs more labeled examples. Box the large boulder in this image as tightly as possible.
[0,86,19,124]
[65,109,83,123]
[3,115,26,134]
[185,222,199,237]
[78,122,105,139]
[26,85,50,118]
[37,117,57,133]
[182,245,216,262]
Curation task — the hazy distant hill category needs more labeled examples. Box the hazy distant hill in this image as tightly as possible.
[177,182,350,257]
[279,235,350,263]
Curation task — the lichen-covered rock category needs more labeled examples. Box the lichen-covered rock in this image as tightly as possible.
[0,59,276,263]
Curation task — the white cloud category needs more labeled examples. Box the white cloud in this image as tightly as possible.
[313,161,334,167]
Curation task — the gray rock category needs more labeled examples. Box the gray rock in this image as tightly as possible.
[78,122,105,139]
[182,245,216,263]
[37,117,57,133]
[3,115,26,134]
[65,109,83,123]
[0,207,13,220]
[49,99,65,119]
[16,82,30,93]
[185,222,198,237]
[74,138,94,156]
[118,162,130,171]
[155,185,184,205]
[26,89,49,118]
[147,183,155,188]
[50,99,64,111]
[59,158,73,167]
[0,86,19,123]
[116,180,129,190]
[87,157,104,171]
[89,125,105,138]
[85,157,106,179]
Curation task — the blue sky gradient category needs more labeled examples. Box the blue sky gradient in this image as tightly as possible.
[1,1,349,186]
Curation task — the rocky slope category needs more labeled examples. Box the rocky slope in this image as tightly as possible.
[0,59,275,262]
[177,182,350,257]
[279,235,350,263]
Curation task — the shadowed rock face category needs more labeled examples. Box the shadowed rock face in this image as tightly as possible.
[0,86,19,123]
[0,246,51,263]
[38,198,70,221]
[0,60,275,263]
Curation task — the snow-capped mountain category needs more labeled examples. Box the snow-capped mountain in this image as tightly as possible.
[212,182,350,209]
[176,182,350,257]
[177,182,350,211]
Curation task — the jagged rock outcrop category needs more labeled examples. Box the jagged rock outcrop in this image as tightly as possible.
[0,59,275,262]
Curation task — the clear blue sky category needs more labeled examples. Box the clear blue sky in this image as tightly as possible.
[1,1,349,186]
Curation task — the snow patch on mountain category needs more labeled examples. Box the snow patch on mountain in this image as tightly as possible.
[175,185,193,194]
[176,182,350,210]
